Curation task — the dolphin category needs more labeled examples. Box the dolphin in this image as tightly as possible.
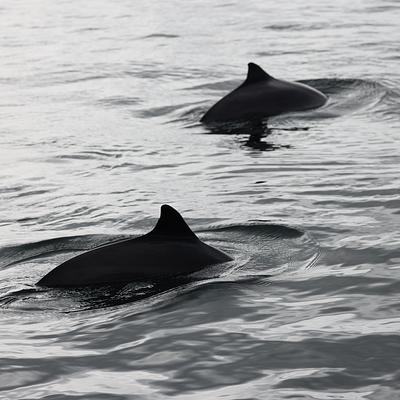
[37,205,232,288]
[201,62,327,123]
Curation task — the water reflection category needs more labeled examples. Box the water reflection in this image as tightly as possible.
[202,119,295,151]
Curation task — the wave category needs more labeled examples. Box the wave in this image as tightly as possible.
[295,78,399,119]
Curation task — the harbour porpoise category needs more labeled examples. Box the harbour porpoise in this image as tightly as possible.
[37,205,232,288]
[201,62,327,123]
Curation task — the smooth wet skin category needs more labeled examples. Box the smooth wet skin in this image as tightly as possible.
[37,205,232,288]
[201,62,327,123]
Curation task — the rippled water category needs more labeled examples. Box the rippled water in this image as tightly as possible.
[1,0,400,398]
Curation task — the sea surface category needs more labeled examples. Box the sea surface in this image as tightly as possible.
[1,0,400,399]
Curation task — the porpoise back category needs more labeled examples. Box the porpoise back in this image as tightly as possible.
[37,205,232,288]
[201,62,327,123]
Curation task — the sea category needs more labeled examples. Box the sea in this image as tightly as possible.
[1,0,400,399]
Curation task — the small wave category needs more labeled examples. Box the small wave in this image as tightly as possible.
[182,79,238,93]
[135,101,206,119]
[208,223,304,239]
[264,23,326,31]
[295,78,397,119]
[53,150,123,161]
[0,234,127,270]
[202,223,320,278]
[140,33,180,39]
[98,96,141,108]
[60,74,111,85]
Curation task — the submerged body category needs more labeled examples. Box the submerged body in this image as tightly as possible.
[201,62,327,123]
[37,205,232,287]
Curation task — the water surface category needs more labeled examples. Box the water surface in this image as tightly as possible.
[1,0,400,399]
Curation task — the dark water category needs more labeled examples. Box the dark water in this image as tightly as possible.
[1,0,400,398]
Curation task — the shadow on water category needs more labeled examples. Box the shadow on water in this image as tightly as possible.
[0,279,198,313]
[0,223,320,313]
[201,119,295,152]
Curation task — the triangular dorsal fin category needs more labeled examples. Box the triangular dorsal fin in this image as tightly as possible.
[243,62,272,85]
[148,205,198,240]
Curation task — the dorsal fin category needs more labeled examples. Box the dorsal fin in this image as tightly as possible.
[149,205,198,240]
[243,62,272,85]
